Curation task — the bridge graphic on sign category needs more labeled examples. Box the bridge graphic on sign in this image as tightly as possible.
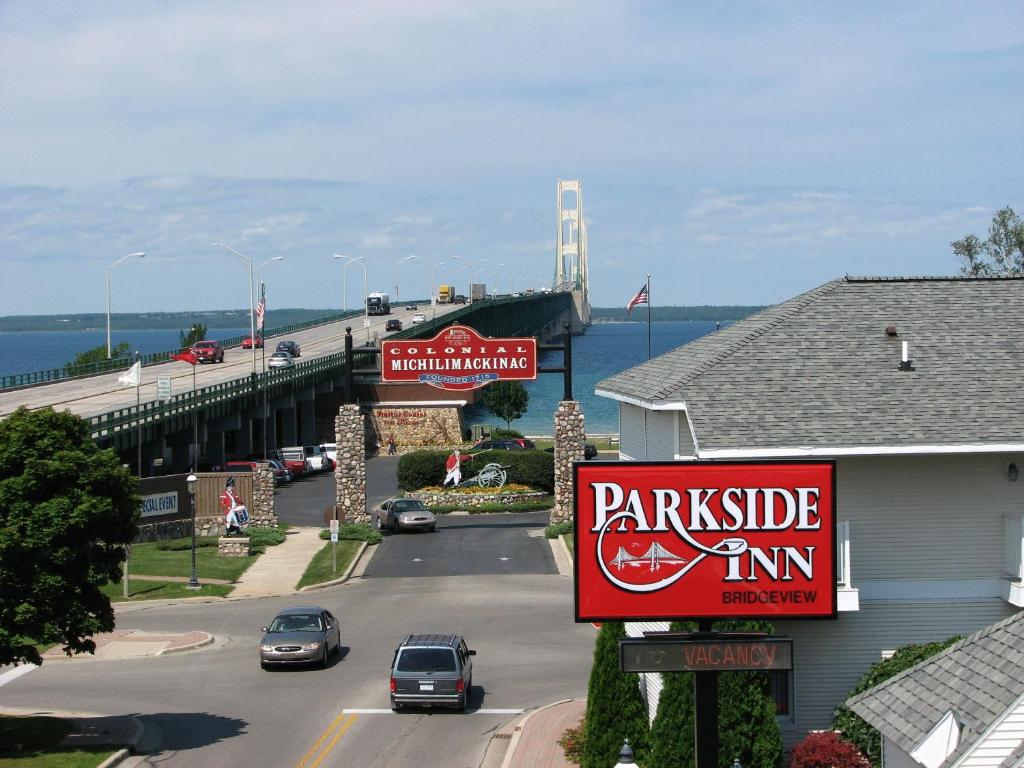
[609,542,687,572]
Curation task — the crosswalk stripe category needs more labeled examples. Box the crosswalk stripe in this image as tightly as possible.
[0,665,37,689]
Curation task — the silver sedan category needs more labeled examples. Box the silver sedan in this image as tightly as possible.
[373,498,436,533]
[259,606,341,669]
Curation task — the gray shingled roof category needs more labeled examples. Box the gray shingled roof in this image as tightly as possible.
[846,610,1024,768]
[595,277,1024,452]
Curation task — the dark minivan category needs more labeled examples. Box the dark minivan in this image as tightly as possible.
[390,634,475,712]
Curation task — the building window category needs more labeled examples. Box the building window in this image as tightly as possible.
[769,670,791,716]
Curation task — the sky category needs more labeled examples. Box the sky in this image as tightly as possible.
[1,1,1021,316]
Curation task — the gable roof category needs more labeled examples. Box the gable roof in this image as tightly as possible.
[847,610,1024,768]
[595,276,1024,455]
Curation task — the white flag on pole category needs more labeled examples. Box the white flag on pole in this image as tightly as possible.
[118,360,141,387]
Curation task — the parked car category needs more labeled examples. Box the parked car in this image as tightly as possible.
[190,340,224,363]
[472,438,536,451]
[373,498,436,533]
[386,319,403,331]
[411,313,427,324]
[405,303,417,310]
[276,340,301,357]
[390,634,475,712]
[542,443,599,460]
[304,445,330,472]
[271,448,307,479]
[320,443,337,464]
[266,458,292,484]
[242,335,263,349]
[223,459,260,473]
[259,606,341,669]
[268,351,294,369]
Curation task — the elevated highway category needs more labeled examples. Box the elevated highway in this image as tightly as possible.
[0,292,577,473]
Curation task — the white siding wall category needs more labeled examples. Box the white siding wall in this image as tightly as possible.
[617,405,676,460]
[646,411,675,460]
[619,404,646,460]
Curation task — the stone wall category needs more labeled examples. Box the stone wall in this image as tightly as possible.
[251,463,277,527]
[134,518,192,543]
[552,400,585,522]
[410,490,551,509]
[218,537,251,557]
[335,404,368,524]
[368,405,465,449]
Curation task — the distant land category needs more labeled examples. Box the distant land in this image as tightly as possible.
[0,304,766,332]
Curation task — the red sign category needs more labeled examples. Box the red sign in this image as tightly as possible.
[574,461,836,621]
[381,325,537,391]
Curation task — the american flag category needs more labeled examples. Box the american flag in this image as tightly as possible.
[626,283,649,314]
[256,296,265,331]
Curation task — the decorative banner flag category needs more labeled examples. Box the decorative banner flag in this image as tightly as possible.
[256,288,266,332]
[117,360,142,387]
[170,351,199,365]
[626,283,649,314]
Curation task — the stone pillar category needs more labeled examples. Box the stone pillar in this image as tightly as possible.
[335,405,368,524]
[552,400,585,522]
[251,463,278,528]
[218,537,251,557]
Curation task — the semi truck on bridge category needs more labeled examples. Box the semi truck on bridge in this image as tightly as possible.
[437,284,453,304]
[366,292,391,315]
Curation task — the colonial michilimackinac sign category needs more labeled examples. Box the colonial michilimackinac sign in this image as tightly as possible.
[574,461,836,621]
[380,325,538,391]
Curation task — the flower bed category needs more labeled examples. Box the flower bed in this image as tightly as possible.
[410,488,550,509]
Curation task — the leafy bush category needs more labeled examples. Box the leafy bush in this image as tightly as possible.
[503,450,554,493]
[790,731,870,768]
[428,499,554,514]
[559,720,586,764]
[157,536,220,551]
[397,450,448,491]
[246,526,287,548]
[318,523,383,544]
[833,637,960,767]
[582,621,650,768]
[491,427,525,439]
[545,520,573,539]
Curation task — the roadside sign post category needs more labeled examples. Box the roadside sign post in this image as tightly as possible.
[156,375,171,400]
[330,519,339,573]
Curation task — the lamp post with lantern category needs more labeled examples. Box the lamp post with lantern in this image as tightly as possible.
[186,472,200,589]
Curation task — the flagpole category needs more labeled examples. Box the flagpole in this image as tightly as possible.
[260,281,268,461]
[646,273,652,360]
[192,362,198,471]
[136,352,142,478]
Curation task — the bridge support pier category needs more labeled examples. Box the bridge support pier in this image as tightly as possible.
[298,395,317,446]
[278,405,297,446]
[552,400,586,522]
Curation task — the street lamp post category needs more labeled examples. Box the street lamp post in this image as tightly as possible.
[186,472,199,589]
[106,252,145,358]
[335,255,368,342]
[257,256,284,291]
[454,265,470,299]
[415,255,444,319]
[213,243,257,373]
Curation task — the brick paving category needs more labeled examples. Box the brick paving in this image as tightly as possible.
[506,699,586,768]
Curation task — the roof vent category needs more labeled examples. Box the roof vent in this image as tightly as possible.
[885,325,898,337]
[899,341,915,372]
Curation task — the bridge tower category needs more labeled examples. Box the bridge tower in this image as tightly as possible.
[555,179,591,329]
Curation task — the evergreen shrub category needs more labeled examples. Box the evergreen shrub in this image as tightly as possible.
[582,621,650,768]
[544,520,573,539]
[832,637,960,767]
[318,523,383,544]
[491,427,525,438]
[789,731,870,768]
[397,451,448,491]
[397,449,554,493]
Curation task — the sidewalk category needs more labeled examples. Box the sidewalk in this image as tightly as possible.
[492,699,586,768]
[40,630,214,661]
[0,704,145,767]
[230,526,324,598]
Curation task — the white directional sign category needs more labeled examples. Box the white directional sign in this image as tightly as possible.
[363,318,372,328]
[329,519,339,533]
[330,532,339,543]
[157,375,172,399]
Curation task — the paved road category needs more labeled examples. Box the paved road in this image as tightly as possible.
[366,512,556,577]
[0,303,464,419]
[0,562,593,767]
[274,456,401,527]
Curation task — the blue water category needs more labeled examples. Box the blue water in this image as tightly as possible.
[0,328,251,376]
[463,320,717,435]
[3,321,715,435]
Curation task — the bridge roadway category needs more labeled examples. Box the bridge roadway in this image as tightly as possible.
[0,303,466,421]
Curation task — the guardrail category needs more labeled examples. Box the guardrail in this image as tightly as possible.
[389,293,572,341]
[89,346,378,442]
[0,305,416,392]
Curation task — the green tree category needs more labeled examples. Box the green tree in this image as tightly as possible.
[0,407,139,665]
[179,323,208,348]
[833,637,960,767]
[582,621,650,768]
[65,341,130,372]
[649,622,696,768]
[481,381,529,429]
[952,206,1024,276]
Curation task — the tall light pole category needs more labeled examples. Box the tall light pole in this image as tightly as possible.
[395,254,416,302]
[186,473,199,589]
[334,254,364,312]
[419,257,444,319]
[213,243,257,373]
[257,256,284,289]
[106,252,145,358]
[454,265,470,299]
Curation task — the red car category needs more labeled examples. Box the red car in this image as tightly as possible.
[190,340,225,363]
[270,448,306,479]
[242,335,263,349]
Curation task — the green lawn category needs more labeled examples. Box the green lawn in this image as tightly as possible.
[125,540,255,582]
[561,533,574,557]
[102,580,234,602]
[296,541,361,590]
[0,715,118,768]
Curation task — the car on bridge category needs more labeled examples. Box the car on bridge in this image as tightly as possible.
[405,303,417,310]
[386,319,403,331]
[190,340,224,363]
[390,634,475,712]
[276,340,301,357]
[242,334,263,349]
[268,351,294,369]
[411,313,427,324]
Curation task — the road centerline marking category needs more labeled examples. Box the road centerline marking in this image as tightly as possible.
[307,714,357,768]
[295,712,356,768]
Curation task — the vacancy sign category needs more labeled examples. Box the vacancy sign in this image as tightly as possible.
[574,461,836,621]
[381,325,537,391]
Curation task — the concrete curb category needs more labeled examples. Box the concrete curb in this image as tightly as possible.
[498,699,575,768]
[298,540,368,591]
[0,706,149,768]
[558,533,573,566]
[156,632,215,656]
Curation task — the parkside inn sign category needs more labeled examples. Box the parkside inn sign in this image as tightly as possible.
[574,462,836,621]
[381,325,537,391]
